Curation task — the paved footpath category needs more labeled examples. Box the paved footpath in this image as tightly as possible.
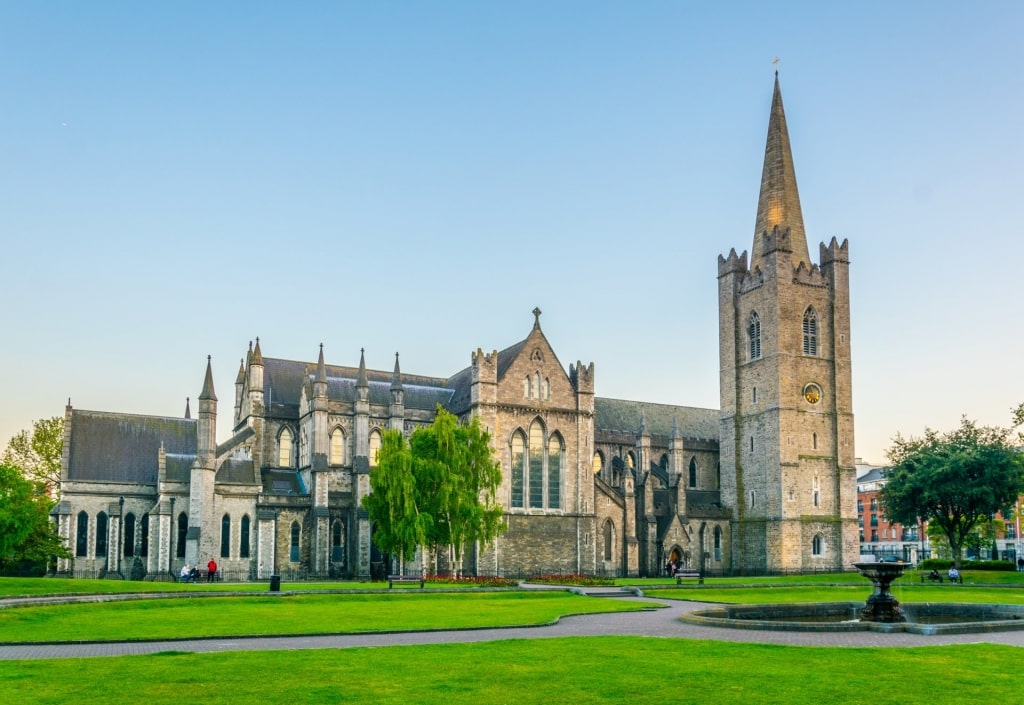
[3,592,1024,660]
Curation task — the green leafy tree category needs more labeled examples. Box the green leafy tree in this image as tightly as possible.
[3,416,64,496]
[362,430,429,570]
[881,412,1024,569]
[413,409,504,577]
[363,408,505,577]
[0,462,69,571]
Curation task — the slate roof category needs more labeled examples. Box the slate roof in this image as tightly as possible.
[165,453,196,483]
[262,357,452,418]
[68,410,197,484]
[594,398,719,441]
[216,458,257,485]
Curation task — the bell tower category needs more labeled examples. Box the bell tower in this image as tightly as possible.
[718,73,859,574]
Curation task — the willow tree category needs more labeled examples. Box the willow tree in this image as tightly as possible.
[880,410,1024,569]
[361,430,429,572]
[412,408,504,577]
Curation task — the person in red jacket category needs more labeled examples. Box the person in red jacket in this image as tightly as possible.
[207,558,217,583]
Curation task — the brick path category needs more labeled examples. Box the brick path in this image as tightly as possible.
[3,591,1023,660]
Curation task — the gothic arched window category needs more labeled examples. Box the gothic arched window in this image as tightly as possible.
[528,420,544,509]
[368,429,382,468]
[603,519,614,561]
[547,433,563,509]
[592,451,604,476]
[329,428,345,466]
[240,515,251,558]
[76,511,88,557]
[714,526,723,561]
[748,312,762,360]
[221,514,231,558]
[510,431,526,509]
[95,512,108,557]
[290,521,300,562]
[803,306,818,356]
[140,513,149,557]
[688,457,698,488]
[278,427,293,467]
[176,512,188,558]
[123,513,136,557]
[812,534,824,556]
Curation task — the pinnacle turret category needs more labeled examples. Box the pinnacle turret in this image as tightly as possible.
[391,352,403,391]
[251,337,263,365]
[235,359,245,385]
[184,397,191,419]
[316,343,327,384]
[199,356,217,402]
[356,348,368,388]
[752,72,810,270]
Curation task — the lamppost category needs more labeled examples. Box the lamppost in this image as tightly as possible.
[117,496,124,578]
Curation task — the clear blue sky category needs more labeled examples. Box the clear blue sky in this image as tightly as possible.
[1,2,1021,464]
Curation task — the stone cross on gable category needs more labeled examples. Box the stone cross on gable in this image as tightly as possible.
[532,307,542,328]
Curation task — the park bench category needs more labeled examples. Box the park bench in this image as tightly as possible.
[919,572,963,584]
[675,570,704,585]
[388,574,425,589]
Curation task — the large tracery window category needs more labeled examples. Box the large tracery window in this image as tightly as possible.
[749,311,762,360]
[511,421,562,511]
[803,306,818,356]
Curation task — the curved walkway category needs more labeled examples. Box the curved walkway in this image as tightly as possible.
[3,589,1024,660]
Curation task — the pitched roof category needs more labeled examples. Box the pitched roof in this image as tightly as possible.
[262,357,452,418]
[68,409,197,484]
[594,398,718,441]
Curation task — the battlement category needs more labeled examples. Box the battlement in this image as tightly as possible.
[820,237,850,265]
[717,248,748,277]
[793,260,827,287]
[471,348,498,383]
[760,225,794,256]
[738,265,765,294]
[570,360,595,393]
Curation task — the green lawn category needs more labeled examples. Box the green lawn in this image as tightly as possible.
[0,591,656,643]
[4,637,1022,705]
[644,583,1024,604]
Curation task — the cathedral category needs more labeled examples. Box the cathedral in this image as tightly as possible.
[53,75,859,580]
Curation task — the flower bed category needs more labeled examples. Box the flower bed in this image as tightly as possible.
[424,574,519,588]
[527,574,616,587]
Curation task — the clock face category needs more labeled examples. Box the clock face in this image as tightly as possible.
[803,384,822,405]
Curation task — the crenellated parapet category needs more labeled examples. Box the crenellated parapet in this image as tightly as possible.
[738,265,765,294]
[793,260,827,287]
[570,360,595,393]
[471,348,498,383]
[759,225,794,257]
[717,248,748,277]
[820,237,850,265]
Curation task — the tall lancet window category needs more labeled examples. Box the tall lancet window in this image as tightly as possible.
[278,428,293,467]
[748,312,762,360]
[803,307,818,356]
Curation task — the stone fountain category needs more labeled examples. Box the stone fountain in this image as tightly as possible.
[853,561,908,622]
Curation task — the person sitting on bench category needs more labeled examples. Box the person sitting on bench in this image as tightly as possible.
[947,566,960,582]
[928,569,941,581]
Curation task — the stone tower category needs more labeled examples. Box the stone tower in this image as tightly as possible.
[718,73,859,574]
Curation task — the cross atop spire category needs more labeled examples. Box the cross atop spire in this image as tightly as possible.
[751,72,810,270]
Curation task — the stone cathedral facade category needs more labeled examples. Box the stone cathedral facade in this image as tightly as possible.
[52,75,859,580]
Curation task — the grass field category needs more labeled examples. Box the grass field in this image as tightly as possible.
[0,591,656,643]
[4,576,1024,704]
[4,637,1022,705]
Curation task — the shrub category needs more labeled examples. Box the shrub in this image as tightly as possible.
[917,558,1014,571]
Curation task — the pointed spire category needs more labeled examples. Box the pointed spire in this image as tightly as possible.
[532,307,542,330]
[752,72,810,269]
[356,348,368,388]
[184,397,191,419]
[391,352,403,391]
[235,359,246,385]
[251,337,263,365]
[316,343,327,384]
[199,355,217,401]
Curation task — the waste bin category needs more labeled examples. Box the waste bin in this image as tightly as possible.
[269,574,281,592]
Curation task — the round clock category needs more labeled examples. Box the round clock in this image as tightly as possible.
[803,384,822,404]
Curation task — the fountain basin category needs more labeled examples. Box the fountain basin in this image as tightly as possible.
[682,601,1024,635]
